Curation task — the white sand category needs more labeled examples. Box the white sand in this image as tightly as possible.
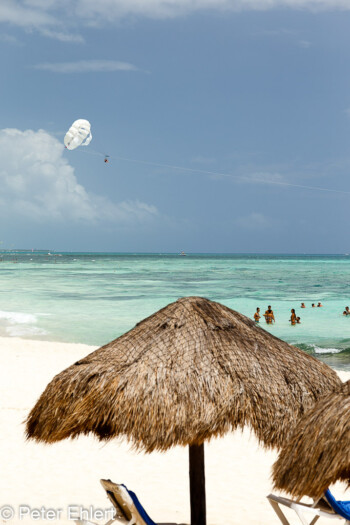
[0,336,349,525]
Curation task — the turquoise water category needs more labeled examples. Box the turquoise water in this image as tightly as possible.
[1,252,350,369]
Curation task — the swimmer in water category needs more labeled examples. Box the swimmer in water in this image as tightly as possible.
[317,302,323,307]
[301,303,306,308]
[253,307,261,323]
[264,305,275,324]
[296,316,301,324]
[312,303,316,308]
[343,306,350,316]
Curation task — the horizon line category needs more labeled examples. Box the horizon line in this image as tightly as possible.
[1,250,349,256]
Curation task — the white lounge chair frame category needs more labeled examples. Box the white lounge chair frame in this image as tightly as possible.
[74,480,131,525]
[75,479,179,525]
[267,493,348,525]
[100,479,140,525]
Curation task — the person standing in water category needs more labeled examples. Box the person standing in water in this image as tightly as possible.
[254,307,261,323]
[264,305,275,324]
[290,308,297,326]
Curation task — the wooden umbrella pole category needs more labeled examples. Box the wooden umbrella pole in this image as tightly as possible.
[189,444,206,525]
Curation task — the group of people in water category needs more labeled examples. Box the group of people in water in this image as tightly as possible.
[301,302,323,308]
[253,302,324,326]
[254,305,275,324]
[253,306,276,324]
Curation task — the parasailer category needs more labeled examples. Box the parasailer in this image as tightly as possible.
[64,119,92,150]
[59,121,350,197]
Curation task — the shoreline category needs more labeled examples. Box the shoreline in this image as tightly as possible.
[1,336,349,524]
[0,334,97,352]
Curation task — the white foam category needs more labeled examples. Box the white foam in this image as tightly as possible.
[0,311,37,324]
[311,344,342,354]
[0,310,48,337]
[6,325,48,337]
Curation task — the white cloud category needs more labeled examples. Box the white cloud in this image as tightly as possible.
[38,28,84,43]
[0,0,54,28]
[2,0,350,35]
[59,0,350,21]
[33,60,140,73]
[0,2,82,42]
[0,128,158,225]
[0,33,21,45]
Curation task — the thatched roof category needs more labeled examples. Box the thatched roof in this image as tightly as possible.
[26,297,340,453]
[273,380,350,499]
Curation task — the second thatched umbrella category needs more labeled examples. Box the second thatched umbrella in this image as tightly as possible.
[26,297,340,525]
[273,380,350,500]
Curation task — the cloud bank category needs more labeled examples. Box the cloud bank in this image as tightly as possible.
[1,0,350,35]
[0,128,158,225]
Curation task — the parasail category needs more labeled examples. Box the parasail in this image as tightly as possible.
[64,119,92,150]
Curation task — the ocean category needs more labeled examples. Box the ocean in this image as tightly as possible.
[1,252,350,369]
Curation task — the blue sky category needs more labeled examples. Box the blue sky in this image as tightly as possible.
[1,1,350,253]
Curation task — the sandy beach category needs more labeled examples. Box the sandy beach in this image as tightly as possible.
[1,336,349,525]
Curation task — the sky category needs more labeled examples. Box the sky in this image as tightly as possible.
[1,0,350,253]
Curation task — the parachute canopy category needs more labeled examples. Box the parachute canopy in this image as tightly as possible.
[64,119,92,150]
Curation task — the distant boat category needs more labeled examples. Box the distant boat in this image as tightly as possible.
[179,251,187,256]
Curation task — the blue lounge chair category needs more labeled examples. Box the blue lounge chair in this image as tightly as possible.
[324,490,350,522]
[103,479,158,525]
[73,479,153,525]
[98,479,156,525]
[268,489,350,525]
[74,479,179,525]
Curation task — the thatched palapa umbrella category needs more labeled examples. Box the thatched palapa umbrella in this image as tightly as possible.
[273,380,350,500]
[26,297,340,525]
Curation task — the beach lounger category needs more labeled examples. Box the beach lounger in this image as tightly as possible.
[324,490,350,524]
[267,489,350,525]
[100,479,157,525]
[75,479,178,525]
